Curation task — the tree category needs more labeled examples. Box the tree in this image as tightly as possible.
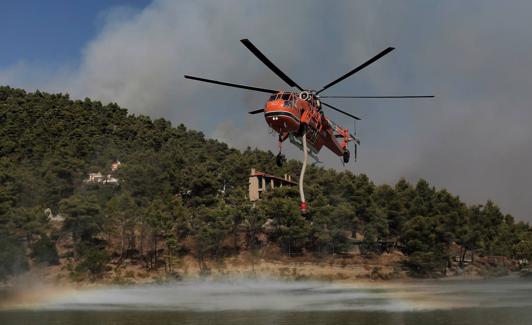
[454,211,482,266]
[119,153,171,201]
[60,194,108,278]
[0,234,28,281]
[8,206,49,245]
[75,245,110,280]
[401,216,449,277]
[259,189,309,256]
[362,206,389,254]
[144,199,170,270]
[189,203,232,274]
[479,201,505,255]
[31,234,59,265]
[105,192,137,260]
[242,205,266,251]
[60,194,104,244]
[513,233,532,261]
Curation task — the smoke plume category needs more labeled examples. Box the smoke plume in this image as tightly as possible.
[1,0,531,221]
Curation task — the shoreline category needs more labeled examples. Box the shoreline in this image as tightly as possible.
[1,251,518,290]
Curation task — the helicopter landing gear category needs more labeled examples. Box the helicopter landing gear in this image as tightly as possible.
[343,150,350,164]
[276,152,286,167]
[276,134,288,167]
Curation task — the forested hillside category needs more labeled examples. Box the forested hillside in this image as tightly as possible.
[0,86,530,281]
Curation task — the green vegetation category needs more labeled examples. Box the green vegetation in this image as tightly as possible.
[0,86,530,281]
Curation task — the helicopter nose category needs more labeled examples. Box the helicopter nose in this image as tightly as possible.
[264,100,300,133]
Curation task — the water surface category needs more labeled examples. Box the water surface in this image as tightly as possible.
[1,277,531,325]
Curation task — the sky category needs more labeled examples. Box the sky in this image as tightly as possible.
[0,0,531,222]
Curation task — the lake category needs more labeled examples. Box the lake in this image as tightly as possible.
[1,276,532,325]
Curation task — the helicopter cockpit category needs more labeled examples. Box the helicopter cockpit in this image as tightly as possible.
[268,92,295,108]
[268,92,293,101]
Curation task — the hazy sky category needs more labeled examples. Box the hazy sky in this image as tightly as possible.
[1,0,531,222]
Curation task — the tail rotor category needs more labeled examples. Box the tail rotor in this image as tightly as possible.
[350,120,360,162]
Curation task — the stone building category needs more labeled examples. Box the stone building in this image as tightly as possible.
[248,168,296,201]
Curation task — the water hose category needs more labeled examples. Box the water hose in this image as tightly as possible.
[299,126,308,213]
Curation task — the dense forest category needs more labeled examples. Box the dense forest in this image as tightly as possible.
[0,86,531,281]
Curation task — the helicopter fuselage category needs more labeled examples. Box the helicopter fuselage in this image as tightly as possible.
[264,91,351,158]
[186,39,432,165]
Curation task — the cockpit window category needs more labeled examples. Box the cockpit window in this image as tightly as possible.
[269,94,277,101]
[281,93,291,100]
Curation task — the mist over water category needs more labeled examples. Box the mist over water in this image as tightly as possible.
[37,280,409,312]
[3,277,532,325]
[23,277,532,312]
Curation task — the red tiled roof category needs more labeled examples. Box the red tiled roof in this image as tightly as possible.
[250,170,296,185]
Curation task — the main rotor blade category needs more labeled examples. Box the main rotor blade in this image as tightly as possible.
[184,75,277,94]
[248,108,264,114]
[240,39,304,91]
[321,95,434,98]
[316,47,395,95]
[322,101,361,120]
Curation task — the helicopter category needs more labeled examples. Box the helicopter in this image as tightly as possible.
[185,39,433,168]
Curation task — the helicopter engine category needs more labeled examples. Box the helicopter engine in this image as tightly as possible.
[299,91,310,101]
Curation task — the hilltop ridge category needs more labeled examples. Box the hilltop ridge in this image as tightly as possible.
[0,86,530,283]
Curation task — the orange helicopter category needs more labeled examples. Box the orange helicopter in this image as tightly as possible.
[186,39,432,166]
[186,39,433,211]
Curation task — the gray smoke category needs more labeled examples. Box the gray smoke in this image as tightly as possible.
[1,0,531,221]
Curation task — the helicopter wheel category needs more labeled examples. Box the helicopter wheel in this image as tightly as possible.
[343,150,350,164]
[276,153,286,167]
